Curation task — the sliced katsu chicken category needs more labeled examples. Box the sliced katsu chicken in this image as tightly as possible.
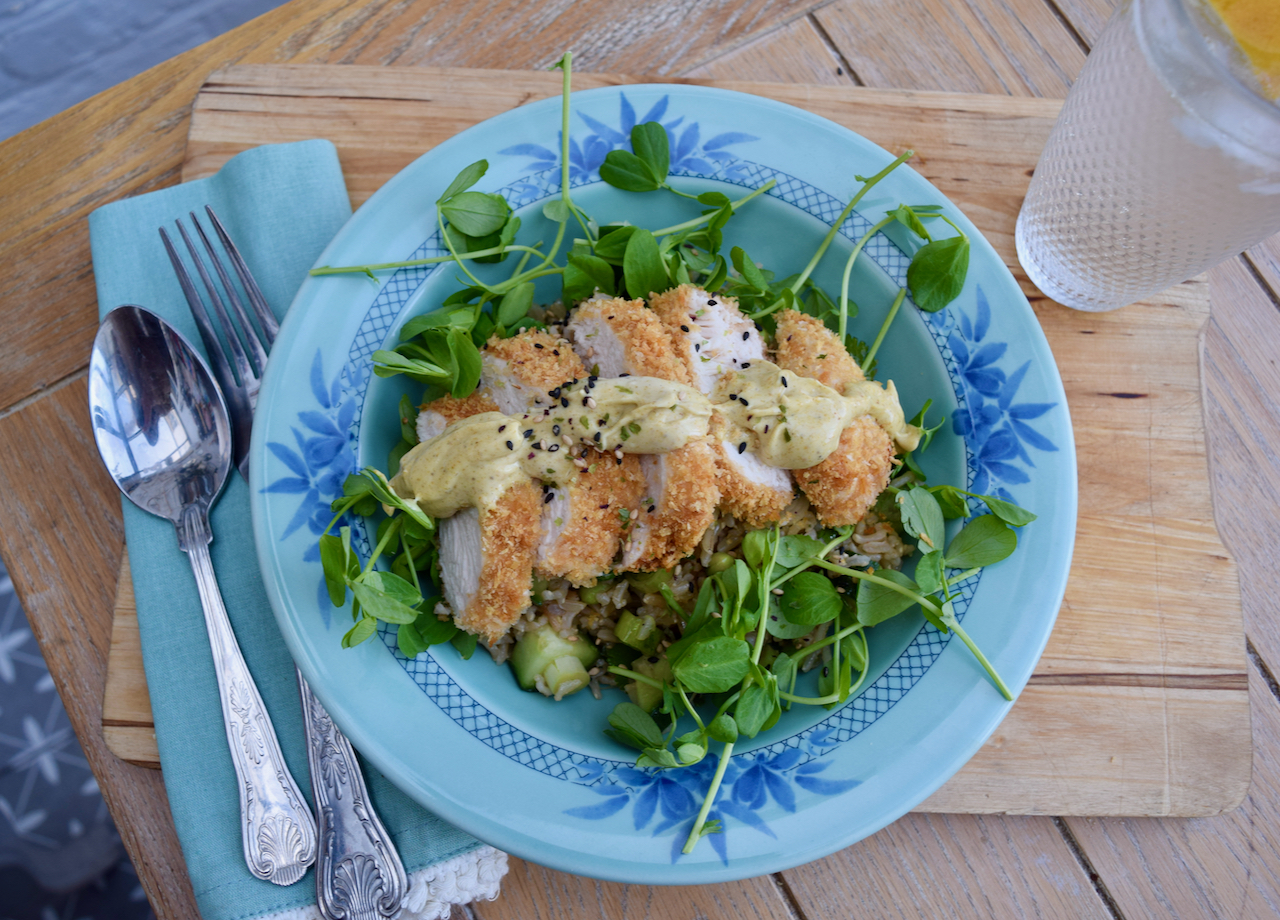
[566,297,719,570]
[773,309,895,526]
[415,391,498,441]
[481,328,640,586]
[537,452,645,585]
[437,482,544,644]
[479,329,586,415]
[650,284,792,527]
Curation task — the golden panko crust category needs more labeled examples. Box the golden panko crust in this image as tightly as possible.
[539,451,645,586]
[420,392,499,423]
[649,284,745,383]
[574,297,691,383]
[773,309,865,392]
[627,440,720,570]
[485,329,587,390]
[456,480,543,644]
[709,413,793,528]
[794,417,894,527]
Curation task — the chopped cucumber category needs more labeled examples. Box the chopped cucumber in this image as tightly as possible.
[615,610,660,655]
[625,655,674,712]
[626,569,673,595]
[578,575,616,606]
[510,622,598,695]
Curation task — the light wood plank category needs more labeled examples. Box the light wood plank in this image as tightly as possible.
[780,812,1112,919]
[1246,236,1280,300]
[1051,0,1118,46]
[683,15,855,85]
[0,381,201,920]
[1064,663,1280,920]
[472,859,797,920]
[813,0,1085,97]
[1200,258,1280,673]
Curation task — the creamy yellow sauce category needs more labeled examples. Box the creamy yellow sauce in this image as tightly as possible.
[392,364,920,515]
[714,362,921,468]
[391,376,710,515]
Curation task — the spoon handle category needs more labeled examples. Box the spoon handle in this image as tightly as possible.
[298,670,408,919]
[178,505,318,886]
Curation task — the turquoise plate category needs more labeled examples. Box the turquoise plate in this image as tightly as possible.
[250,85,1076,883]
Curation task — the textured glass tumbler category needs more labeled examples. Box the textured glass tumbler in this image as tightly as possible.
[1016,0,1280,311]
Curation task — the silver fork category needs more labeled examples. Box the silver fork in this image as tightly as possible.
[163,208,408,920]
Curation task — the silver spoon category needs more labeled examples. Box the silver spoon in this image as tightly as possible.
[89,305,317,886]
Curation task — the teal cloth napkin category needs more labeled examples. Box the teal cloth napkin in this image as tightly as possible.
[89,141,496,920]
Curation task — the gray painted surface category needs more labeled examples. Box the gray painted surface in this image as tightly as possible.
[1,0,286,141]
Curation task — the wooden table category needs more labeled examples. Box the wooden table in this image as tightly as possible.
[3,1,1279,917]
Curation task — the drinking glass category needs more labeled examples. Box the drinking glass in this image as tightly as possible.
[1015,0,1280,312]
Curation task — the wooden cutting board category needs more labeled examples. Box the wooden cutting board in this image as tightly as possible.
[101,64,1250,817]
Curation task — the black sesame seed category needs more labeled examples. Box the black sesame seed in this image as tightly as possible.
[742,331,750,341]
[647,505,656,513]
[561,397,569,407]
[741,362,750,368]
[708,299,717,306]
[782,376,789,388]
[534,343,544,349]
[544,492,554,504]
[737,442,747,454]
[740,398,749,407]
[506,440,514,450]
[680,324,690,332]
[552,425,561,436]
[619,373,631,377]
[549,387,561,398]
[593,431,602,441]
[524,429,534,439]
[694,343,701,352]
[549,444,560,452]
[729,394,738,401]
[499,425,507,433]
[553,349,560,356]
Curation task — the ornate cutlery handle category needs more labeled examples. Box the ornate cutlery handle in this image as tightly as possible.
[179,506,318,886]
[299,671,408,920]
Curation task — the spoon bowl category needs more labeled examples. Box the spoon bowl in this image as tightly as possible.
[89,305,231,521]
[88,305,316,886]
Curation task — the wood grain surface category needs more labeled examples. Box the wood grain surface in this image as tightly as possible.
[100,64,1251,826]
[3,0,1279,917]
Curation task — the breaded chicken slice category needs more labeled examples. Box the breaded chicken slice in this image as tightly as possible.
[480,329,586,414]
[652,286,792,526]
[566,297,720,568]
[792,420,896,527]
[709,412,794,527]
[649,284,763,392]
[440,481,542,643]
[537,449,645,585]
[773,309,865,391]
[621,443,721,571]
[566,296,690,383]
[773,310,894,526]
[408,393,541,641]
[416,392,499,441]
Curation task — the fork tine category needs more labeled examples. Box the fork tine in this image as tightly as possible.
[205,206,279,347]
[173,218,256,390]
[160,226,239,398]
[189,211,269,375]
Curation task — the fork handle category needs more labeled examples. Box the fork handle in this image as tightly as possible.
[178,505,318,886]
[298,670,408,919]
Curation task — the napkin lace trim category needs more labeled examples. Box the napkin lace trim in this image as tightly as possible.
[266,845,508,920]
